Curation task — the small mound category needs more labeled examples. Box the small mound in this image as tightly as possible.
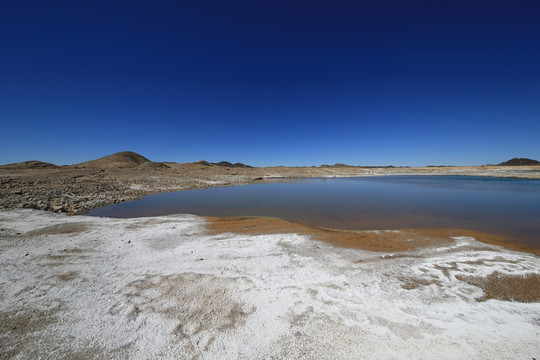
[498,158,540,166]
[213,161,253,168]
[74,151,168,169]
[193,160,213,166]
[0,160,58,169]
[138,161,170,169]
[320,163,353,168]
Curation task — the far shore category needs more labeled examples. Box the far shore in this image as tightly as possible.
[1,161,539,214]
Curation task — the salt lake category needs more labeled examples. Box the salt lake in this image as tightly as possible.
[88,175,540,248]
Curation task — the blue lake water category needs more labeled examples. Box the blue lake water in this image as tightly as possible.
[88,176,540,248]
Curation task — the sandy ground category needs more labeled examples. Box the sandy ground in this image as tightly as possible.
[1,164,539,214]
[1,209,539,359]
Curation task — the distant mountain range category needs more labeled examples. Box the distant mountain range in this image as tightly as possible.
[0,151,254,169]
[1,152,538,169]
[320,163,397,168]
[193,160,253,168]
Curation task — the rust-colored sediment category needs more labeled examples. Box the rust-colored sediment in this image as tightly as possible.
[204,216,540,255]
[206,216,540,303]
[456,272,540,302]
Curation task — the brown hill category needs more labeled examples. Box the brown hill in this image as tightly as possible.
[0,160,59,169]
[193,160,213,166]
[213,161,253,168]
[74,151,169,169]
[190,160,253,168]
[498,158,540,166]
[320,163,354,168]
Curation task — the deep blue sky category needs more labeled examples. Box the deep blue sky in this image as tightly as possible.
[1,1,539,166]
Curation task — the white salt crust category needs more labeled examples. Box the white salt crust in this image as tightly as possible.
[0,209,539,359]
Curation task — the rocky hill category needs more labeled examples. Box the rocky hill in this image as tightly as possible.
[498,158,540,166]
[213,161,253,168]
[0,160,59,169]
[73,151,169,169]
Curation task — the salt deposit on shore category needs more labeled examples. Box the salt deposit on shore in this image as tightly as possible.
[1,209,539,359]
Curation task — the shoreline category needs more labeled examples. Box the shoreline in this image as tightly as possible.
[1,165,539,214]
[3,164,538,256]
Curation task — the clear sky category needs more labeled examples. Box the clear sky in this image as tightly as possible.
[1,1,539,166]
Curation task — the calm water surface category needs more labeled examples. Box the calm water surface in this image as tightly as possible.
[88,176,540,248]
